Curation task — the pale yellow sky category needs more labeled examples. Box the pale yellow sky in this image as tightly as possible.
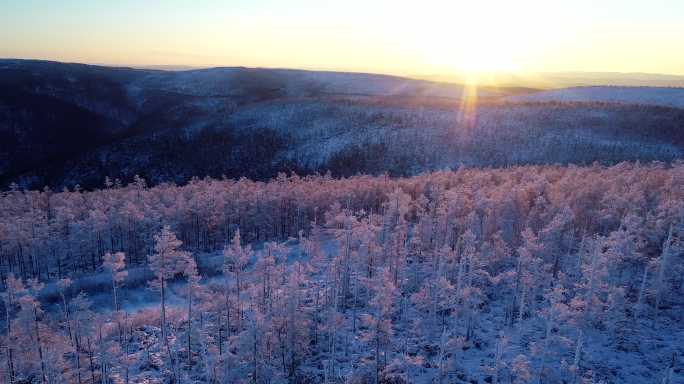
[2,0,684,76]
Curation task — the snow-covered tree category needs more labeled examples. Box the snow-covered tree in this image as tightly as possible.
[148,226,192,341]
[103,252,127,312]
[223,229,251,333]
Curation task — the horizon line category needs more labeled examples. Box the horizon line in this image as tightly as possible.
[4,57,684,80]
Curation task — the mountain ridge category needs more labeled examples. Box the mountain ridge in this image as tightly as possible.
[1,59,683,190]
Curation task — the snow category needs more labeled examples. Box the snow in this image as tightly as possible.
[28,232,683,384]
[135,67,470,99]
[507,86,684,109]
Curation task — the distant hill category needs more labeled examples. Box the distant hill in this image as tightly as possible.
[1,59,683,189]
[506,86,684,109]
[418,71,684,88]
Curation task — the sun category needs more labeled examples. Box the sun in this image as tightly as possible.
[458,43,519,74]
[418,34,521,86]
[438,26,523,75]
[410,1,530,79]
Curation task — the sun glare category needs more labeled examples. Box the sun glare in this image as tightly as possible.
[410,2,528,81]
[457,36,521,75]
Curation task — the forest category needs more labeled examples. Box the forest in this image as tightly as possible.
[1,162,682,383]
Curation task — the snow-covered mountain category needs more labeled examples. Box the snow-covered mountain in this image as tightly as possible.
[2,59,684,189]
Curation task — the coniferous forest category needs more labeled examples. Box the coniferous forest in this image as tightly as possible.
[2,163,683,383]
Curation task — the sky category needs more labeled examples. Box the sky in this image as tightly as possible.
[2,0,684,77]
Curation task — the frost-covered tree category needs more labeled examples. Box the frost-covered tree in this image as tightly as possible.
[571,236,611,328]
[510,354,532,384]
[223,229,251,333]
[654,226,676,320]
[509,228,544,327]
[103,252,127,312]
[1,274,25,384]
[534,282,572,383]
[148,226,191,341]
[15,279,47,383]
[361,268,397,384]
[180,253,200,368]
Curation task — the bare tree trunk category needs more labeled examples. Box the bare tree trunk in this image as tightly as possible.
[654,226,673,320]
[187,282,193,368]
[572,330,583,384]
[124,313,130,384]
[5,303,14,384]
[636,265,649,319]
[32,306,47,384]
[252,328,258,384]
[75,341,82,384]
[236,271,242,333]
[60,291,73,345]
[87,337,96,384]
[160,276,166,340]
